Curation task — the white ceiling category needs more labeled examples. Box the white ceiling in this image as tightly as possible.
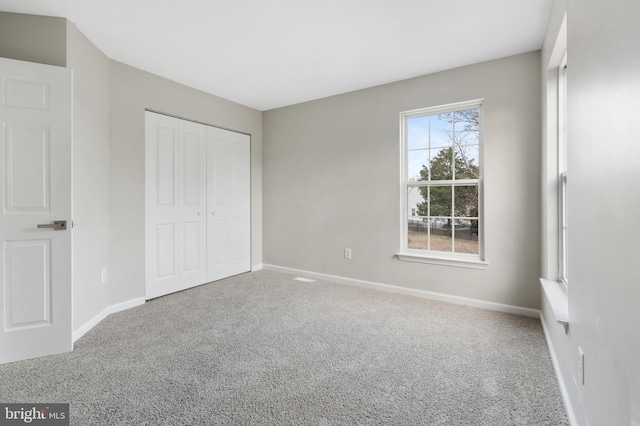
[0,0,552,111]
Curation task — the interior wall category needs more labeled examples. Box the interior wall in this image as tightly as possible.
[564,0,639,424]
[538,0,581,424]
[263,52,542,310]
[66,22,111,333]
[109,61,263,305]
[0,12,66,67]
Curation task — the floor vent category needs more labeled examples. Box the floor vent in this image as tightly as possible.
[294,277,316,283]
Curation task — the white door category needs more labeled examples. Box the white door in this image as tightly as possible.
[145,112,206,299]
[177,119,207,289]
[0,57,72,364]
[207,126,251,282]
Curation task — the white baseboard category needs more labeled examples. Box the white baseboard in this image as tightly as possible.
[73,297,145,342]
[540,310,579,426]
[251,263,263,272]
[111,297,145,314]
[263,264,540,319]
[73,307,110,343]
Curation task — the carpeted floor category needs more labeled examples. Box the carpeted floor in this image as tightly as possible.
[0,270,568,425]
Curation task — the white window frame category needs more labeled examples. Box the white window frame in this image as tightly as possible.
[558,54,568,286]
[540,15,568,327]
[397,99,487,269]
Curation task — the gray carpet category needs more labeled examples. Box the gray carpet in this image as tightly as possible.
[0,270,568,425]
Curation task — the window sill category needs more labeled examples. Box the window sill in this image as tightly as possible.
[539,278,569,326]
[396,252,489,270]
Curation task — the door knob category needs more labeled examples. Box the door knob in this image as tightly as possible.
[37,220,67,230]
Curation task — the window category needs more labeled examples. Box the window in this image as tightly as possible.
[558,54,568,285]
[398,100,485,267]
[540,16,568,326]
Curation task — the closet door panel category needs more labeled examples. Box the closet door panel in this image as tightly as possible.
[146,113,206,299]
[230,133,251,266]
[145,113,180,299]
[178,120,207,289]
[207,127,250,282]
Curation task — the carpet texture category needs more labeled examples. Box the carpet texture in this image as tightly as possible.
[0,270,568,425]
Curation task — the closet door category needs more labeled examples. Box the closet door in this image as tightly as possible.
[177,120,207,289]
[207,126,251,282]
[145,112,206,299]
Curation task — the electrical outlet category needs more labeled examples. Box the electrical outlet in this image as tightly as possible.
[344,248,352,260]
[101,268,107,284]
[578,346,585,385]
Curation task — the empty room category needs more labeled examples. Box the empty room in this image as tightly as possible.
[0,0,638,425]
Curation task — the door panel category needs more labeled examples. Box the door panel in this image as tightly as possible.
[145,114,180,299]
[182,221,200,272]
[4,126,50,212]
[156,223,176,279]
[156,128,177,207]
[177,119,206,289]
[0,57,72,364]
[182,131,200,206]
[4,77,50,110]
[207,127,250,282]
[213,221,228,264]
[145,112,206,298]
[4,240,51,328]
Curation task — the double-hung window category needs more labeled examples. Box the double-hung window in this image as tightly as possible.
[398,100,486,268]
[558,54,568,285]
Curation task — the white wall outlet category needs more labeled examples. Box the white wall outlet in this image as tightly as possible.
[344,248,352,259]
[101,268,107,283]
[578,346,585,385]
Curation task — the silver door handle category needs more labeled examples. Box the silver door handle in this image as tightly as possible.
[37,220,67,230]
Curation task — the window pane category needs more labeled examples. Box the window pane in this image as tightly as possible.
[407,116,429,150]
[407,186,429,250]
[407,186,427,218]
[430,186,451,217]
[454,219,479,254]
[454,145,479,179]
[407,150,428,181]
[431,113,452,148]
[407,218,429,250]
[429,147,453,180]
[453,109,479,145]
[453,185,478,218]
[430,218,453,252]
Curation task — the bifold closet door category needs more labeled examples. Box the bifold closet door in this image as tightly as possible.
[145,112,207,299]
[206,126,251,282]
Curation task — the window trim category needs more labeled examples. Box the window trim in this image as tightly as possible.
[558,54,568,287]
[540,14,568,327]
[559,171,568,284]
[397,99,486,267]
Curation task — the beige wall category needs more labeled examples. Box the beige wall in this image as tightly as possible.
[541,0,640,424]
[109,61,263,304]
[263,51,542,310]
[0,12,66,67]
[66,22,111,332]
